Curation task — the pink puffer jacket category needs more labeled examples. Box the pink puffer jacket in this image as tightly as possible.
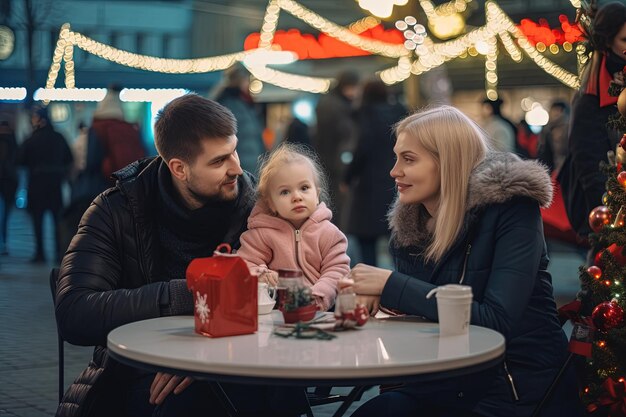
[236,202,350,311]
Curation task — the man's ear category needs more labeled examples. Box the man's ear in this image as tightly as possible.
[167,158,187,181]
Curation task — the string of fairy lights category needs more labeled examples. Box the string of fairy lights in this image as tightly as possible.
[37,0,585,101]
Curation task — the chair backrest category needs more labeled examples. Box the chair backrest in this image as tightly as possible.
[49,268,64,404]
[49,268,59,300]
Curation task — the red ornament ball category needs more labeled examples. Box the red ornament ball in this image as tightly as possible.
[588,206,612,233]
[621,134,626,150]
[618,171,626,188]
[592,300,625,331]
[587,265,602,279]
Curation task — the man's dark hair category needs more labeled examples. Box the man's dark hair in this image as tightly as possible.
[154,94,237,163]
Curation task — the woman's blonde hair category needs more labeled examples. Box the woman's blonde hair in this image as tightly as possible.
[257,142,330,206]
[395,105,488,263]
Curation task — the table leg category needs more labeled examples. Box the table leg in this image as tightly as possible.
[209,382,239,417]
[330,386,370,417]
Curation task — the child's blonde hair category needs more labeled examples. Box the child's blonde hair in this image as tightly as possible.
[257,142,330,206]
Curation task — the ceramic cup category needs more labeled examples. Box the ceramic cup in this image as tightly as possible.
[258,282,277,315]
[426,284,473,336]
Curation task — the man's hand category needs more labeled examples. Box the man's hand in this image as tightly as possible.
[356,294,381,316]
[349,263,392,296]
[149,372,194,405]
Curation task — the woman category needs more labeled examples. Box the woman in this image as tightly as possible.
[349,106,581,417]
[560,1,626,238]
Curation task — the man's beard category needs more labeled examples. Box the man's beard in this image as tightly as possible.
[186,178,239,206]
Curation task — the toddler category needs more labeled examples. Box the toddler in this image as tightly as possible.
[236,143,350,311]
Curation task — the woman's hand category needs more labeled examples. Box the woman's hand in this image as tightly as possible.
[149,372,194,405]
[356,295,380,316]
[349,263,392,296]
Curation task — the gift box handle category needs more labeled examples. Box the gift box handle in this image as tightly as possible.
[215,243,232,254]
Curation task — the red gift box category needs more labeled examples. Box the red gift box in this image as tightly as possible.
[186,244,258,337]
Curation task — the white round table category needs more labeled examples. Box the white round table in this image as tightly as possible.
[108,312,505,385]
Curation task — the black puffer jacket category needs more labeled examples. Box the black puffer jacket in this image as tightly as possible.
[382,152,582,416]
[54,157,255,417]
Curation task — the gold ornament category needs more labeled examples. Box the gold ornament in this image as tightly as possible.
[617,143,626,163]
[617,87,626,117]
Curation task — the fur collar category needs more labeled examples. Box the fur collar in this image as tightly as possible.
[388,152,553,247]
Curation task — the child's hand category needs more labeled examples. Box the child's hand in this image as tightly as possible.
[259,269,279,286]
[337,277,354,293]
[313,295,326,311]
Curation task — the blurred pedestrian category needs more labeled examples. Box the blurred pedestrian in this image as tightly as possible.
[18,106,73,263]
[314,70,360,226]
[538,100,570,175]
[89,84,145,190]
[214,64,266,174]
[343,79,406,266]
[284,116,312,148]
[71,121,89,179]
[0,120,17,255]
[480,97,516,153]
[515,119,539,159]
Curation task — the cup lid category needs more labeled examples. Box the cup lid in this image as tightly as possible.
[426,284,472,299]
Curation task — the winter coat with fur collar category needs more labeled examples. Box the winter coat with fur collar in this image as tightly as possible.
[236,202,349,311]
[381,152,582,417]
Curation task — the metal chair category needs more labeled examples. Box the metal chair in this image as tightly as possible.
[531,312,585,417]
[305,385,372,417]
[49,267,64,404]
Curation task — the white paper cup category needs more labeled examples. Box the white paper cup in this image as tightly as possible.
[426,284,473,337]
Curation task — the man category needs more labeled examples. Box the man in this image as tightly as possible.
[55,94,265,416]
[19,106,73,263]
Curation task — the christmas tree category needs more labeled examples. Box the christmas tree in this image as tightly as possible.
[571,72,626,417]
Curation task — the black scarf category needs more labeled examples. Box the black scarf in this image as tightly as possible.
[156,162,245,279]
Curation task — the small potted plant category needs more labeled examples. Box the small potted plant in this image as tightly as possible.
[281,286,318,323]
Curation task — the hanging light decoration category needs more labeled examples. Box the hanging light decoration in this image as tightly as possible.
[419,0,472,40]
[40,0,584,98]
[356,0,408,19]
